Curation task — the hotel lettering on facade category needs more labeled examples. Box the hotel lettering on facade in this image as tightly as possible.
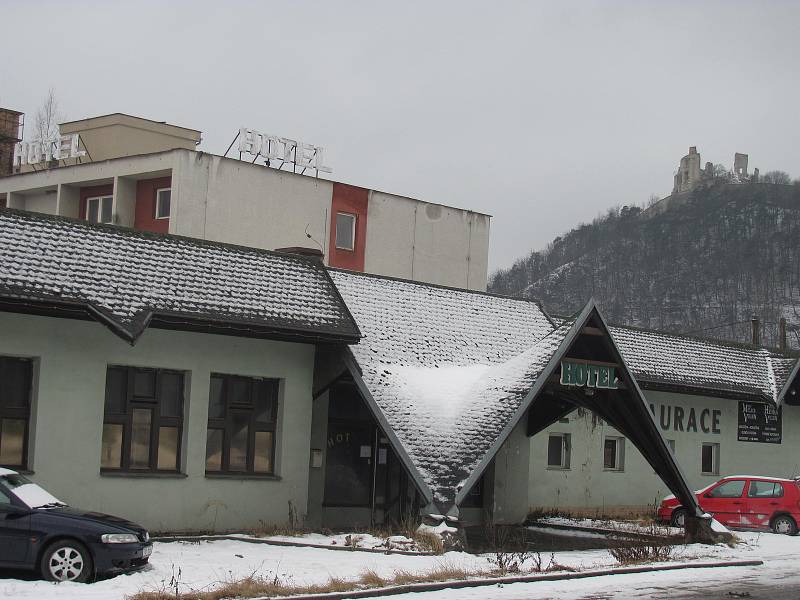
[0,109,798,532]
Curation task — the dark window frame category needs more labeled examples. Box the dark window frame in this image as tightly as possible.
[0,357,33,470]
[101,366,185,474]
[205,373,279,476]
[546,432,570,469]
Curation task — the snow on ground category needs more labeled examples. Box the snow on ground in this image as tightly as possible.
[389,531,800,599]
[536,516,683,535]
[0,530,793,600]
[239,532,425,552]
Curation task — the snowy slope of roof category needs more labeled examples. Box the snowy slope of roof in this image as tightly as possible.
[0,209,359,343]
[609,325,796,403]
[330,270,562,503]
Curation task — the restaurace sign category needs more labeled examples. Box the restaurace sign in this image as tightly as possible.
[560,360,619,389]
[13,134,86,166]
[238,127,331,174]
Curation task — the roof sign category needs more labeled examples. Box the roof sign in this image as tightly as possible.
[560,360,619,389]
[237,127,331,174]
[13,134,86,167]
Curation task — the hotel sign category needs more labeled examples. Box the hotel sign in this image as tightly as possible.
[13,134,86,167]
[237,127,331,174]
[560,360,619,389]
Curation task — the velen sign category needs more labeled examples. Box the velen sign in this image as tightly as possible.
[560,360,619,389]
[737,401,782,444]
[13,134,86,167]
[238,127,331,174]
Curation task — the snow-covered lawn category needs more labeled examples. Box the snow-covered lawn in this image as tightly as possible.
[0,529,791,600]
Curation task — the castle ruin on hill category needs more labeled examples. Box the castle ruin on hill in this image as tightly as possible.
[673,146,759,194]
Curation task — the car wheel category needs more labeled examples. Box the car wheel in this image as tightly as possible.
[670,508,688,528]
[772,515,797,536]
[41,540,93,583]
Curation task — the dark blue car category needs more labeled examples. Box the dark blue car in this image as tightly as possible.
[0,468,152,582]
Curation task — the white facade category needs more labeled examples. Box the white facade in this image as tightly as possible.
[529,390,800,513]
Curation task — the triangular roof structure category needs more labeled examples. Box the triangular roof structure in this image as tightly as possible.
[330,270,706,517]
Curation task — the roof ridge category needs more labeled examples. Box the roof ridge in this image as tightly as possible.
[327,267,550,310]
[608,320,775,354]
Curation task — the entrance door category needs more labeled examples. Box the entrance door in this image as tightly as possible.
[323,423,374,507]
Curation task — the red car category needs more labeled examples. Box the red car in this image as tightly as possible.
[658,476,800,535]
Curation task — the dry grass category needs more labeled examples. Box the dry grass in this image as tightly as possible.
[129,560,557,600]
[528,505,660,524]
[413,529,445,554]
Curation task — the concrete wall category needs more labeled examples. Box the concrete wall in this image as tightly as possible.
[364,191,490,291]
[171,151,333,254]
[490,419,531,524]
[529,390,800,513]
[0,312,317,533]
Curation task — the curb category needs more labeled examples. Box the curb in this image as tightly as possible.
[150,534,434,556]
[259,559,764,600]
[528,521,680,540]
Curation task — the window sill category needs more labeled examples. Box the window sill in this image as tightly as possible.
[4,469,34,475]
[545,466,570,471]
[603,468,625,472]
[205,472,281,481]
[100,471,188,479]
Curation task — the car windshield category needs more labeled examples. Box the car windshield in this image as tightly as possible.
[1,474,66,509]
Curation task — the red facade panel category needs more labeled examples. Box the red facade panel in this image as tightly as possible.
[79,184,114,221]
[135,176,172,234]
[328,182,369,271]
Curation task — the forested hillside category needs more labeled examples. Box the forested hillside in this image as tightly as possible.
[489,183,800,351]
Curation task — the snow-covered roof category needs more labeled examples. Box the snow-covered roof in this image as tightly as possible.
[0,467,18,476]
[330,269,565,504]
[0,209,359,344]
[331,269,799,506]
[609,325,797,403]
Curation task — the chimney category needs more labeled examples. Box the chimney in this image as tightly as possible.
[689,146,697,155]
[274,246,324,264]
[779,318,787,353]
[751,315,761,346]
[0,108,24,177]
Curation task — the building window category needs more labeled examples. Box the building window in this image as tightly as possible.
[0,357,33,469]
[155,188,171,219]
[86,195,113,224]
[100,366,185,473]
[335,212,356,251]
[205,374,279,475]
[547,433,570,469]
[603,436,625,471]
[701,442,719,475]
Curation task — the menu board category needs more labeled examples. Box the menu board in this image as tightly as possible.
[737,401,782,444]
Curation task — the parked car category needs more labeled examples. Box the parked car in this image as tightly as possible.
[658,475,800,535]
[0,468,152,582]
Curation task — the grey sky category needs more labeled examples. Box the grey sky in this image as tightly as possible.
[3,1,799,273]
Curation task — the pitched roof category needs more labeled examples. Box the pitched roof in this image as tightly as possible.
[332,269,800,507]
[609,325,797,403]
[330,269,563,504]
[0,209,359,344]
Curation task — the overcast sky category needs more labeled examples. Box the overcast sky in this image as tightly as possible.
[3,1,799,272]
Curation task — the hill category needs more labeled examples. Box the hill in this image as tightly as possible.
[488,182,800,351]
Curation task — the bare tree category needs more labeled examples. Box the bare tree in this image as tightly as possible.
[761,170,792,185]
[31,87,62,144]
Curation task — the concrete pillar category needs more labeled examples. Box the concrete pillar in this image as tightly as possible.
[56,184,81,219]
[113,176,136,228]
